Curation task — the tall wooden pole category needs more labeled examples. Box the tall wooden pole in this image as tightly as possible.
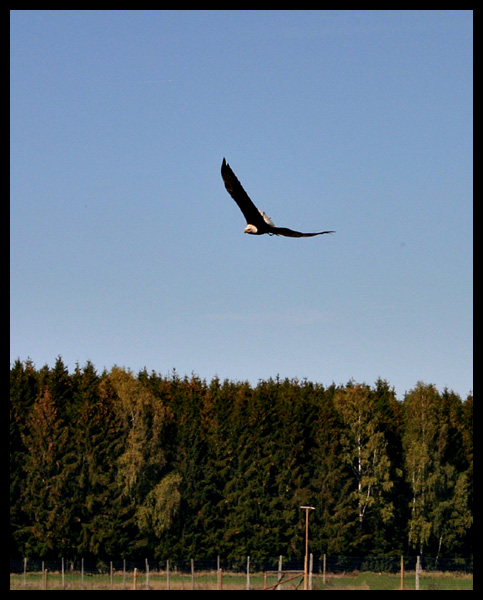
[304,510,309,589]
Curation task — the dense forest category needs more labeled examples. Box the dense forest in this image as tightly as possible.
[10,358,472,561]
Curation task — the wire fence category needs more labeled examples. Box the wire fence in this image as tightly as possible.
[10,555,473,590]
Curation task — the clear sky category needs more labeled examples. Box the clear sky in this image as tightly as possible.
[11,10,472,399]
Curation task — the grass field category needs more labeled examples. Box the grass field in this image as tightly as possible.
[315,571,473,590]
[10,569,473,590]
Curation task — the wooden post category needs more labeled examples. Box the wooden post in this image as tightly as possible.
[166,560,170,590]
[23,558,27,588]
[415,556,420,591]
[246,556,250,591]
[400,555,404,590]
[110,561,113,589]
[62,557,65,590]
[300,506,315,590]
[217,556,222,590]
[81,558,84,590]
[133,567,138,590]
[309,553,313,590]
[145,558,149,590]
[44,569,48,590]
[191,558,195,590]
[123,559,126,590]
[304,510,308,590]
[323,554,326,585]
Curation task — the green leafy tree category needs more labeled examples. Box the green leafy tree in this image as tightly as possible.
[432,468,472,559]
[136,472,182,537]
[333,383,395,551]
[403,382,472,555]
[109,367,169,497]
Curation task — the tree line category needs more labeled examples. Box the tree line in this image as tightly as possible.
[10,358,472,561]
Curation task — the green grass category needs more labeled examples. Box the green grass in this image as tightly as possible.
[314,571,473,590]
[10,569,473,590]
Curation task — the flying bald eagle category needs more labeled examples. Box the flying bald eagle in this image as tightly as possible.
[221,158,335,238]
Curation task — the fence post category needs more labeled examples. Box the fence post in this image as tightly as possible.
[62,557,65,590]
[145,558,149,590]
[309,553,313,590]
[415,555,420,590]
[323,554,326,585]
[123,559,126,590]
[400,555,404,590]
[217,556,221,590]
[191,558,195,589]
[133,567,138,590]
[166,560,170,590]
[110,561,113,589]
[277,555,283,590]
[246,556,250,590]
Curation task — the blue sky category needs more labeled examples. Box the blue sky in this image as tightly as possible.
[11,10,472,398]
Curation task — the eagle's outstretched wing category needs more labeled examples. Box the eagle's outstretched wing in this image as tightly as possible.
[270,227,335,238]
[221,159,267,230]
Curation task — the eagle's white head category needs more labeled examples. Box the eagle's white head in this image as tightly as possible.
[244,224,258,234]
